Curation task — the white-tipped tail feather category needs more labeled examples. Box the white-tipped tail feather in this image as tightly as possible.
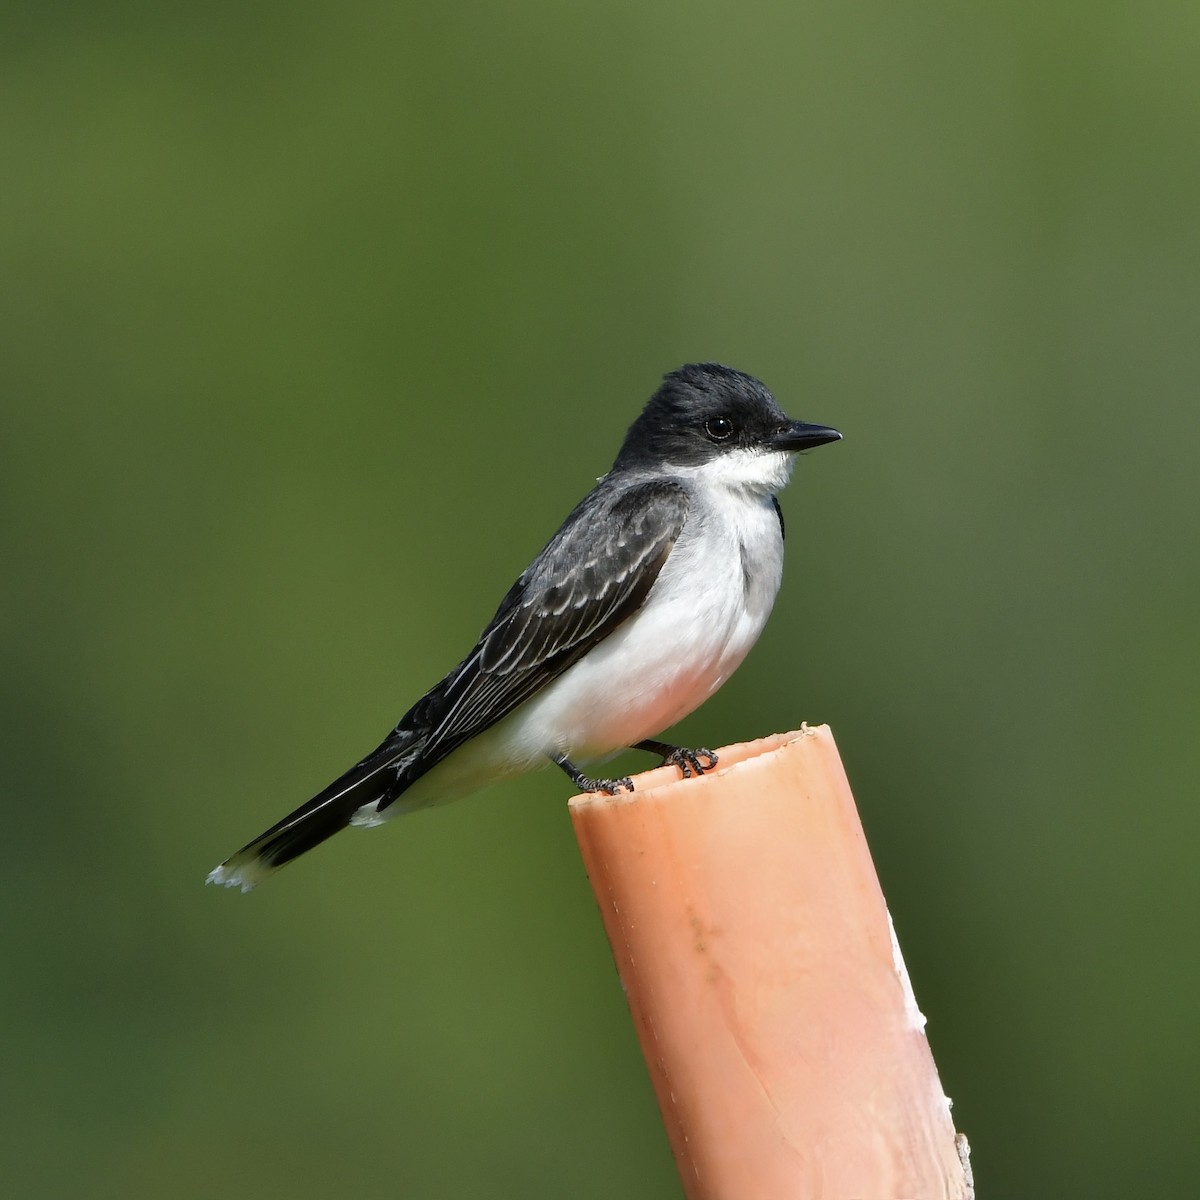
[206,856,277,893]
[205,733,421,892]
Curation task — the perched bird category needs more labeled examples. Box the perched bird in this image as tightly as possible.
[208,363,840,891]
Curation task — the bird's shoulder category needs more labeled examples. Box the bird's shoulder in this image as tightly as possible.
[521,472,692,586]
[478,472,692,674]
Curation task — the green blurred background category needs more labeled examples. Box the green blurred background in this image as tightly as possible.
[3,2,1197,1196]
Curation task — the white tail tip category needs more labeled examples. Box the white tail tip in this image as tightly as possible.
[206,857,272,893]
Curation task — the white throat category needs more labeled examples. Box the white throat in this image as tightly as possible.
[677,446,796,496]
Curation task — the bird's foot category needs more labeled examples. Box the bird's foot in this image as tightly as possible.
[634,739,719,778]
[551,754,635,796]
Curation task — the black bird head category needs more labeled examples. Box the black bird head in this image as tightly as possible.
[613,363,841,474]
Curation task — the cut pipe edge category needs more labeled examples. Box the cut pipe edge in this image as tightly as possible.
[570,725,973,1200]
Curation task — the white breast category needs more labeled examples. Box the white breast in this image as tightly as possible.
[510,451,790,761]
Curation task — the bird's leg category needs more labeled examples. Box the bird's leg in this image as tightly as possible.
[634,739,719,778]
[551,754,634,796]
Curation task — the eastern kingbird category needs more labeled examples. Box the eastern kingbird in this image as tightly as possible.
[208,363,840,891]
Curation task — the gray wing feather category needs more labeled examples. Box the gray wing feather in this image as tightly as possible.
[382,478,690,802]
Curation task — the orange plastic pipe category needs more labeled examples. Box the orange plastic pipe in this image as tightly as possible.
[570,726,973,1200]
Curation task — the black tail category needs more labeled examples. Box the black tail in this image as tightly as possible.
[207,735,417,891]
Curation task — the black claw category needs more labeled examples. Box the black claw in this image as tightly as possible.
[674,747,719,778]
[597,775,635,795]
[575,771,636,795]
[634,740,719,779]
[551,754,636,796]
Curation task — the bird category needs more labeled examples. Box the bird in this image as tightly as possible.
[207,363,840,891]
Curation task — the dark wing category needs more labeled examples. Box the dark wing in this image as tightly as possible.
[382,477,690,803]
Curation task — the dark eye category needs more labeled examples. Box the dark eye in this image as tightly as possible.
[705,416,734,441]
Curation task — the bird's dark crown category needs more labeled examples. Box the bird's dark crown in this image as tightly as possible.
[613,363,791,470]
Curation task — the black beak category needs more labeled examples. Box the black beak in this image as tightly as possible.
[770,420,842,452]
